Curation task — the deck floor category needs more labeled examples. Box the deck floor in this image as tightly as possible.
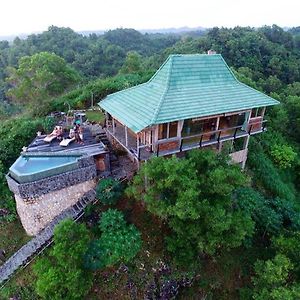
[27,127,107,155]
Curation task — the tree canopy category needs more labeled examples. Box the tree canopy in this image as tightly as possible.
[6,52,80,112]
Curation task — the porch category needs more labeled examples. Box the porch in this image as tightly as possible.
[106,116,266,162]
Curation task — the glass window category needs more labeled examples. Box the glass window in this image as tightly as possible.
[169,121,178,138]
[251,107,264,118]
[182,118,216,137]
[158,123,168,140]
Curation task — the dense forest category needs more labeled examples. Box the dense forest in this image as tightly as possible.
[1,25,300,299]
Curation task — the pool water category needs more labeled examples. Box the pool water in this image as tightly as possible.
[9,154,81,183]
[14,156,78,173]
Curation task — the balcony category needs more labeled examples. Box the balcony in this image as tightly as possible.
[106,119,266,162]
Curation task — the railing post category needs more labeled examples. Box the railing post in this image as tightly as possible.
[156,144,160,157]
[262,122,266,132]
[233,127,238,139]
[180,138,183,152]
[199,134,203,147]
[137,146,140,160]
[248,125,253,135]
[217,130,221,143]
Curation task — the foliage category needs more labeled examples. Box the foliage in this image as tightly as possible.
[0,117,44,218]
[96,178,123,206]
[98,209,141,267]
[248,141,296,202]
[41,116,56,134]
[34,219,92,300]
[128,150,254,263]
[119,51,144,74]
[6,52,80,114]
[49,72,152,114]
[0,117,43,169]
[252,254,300,300]
[236,188,300,238]
[84,210,141,270]
[270,144,297,169]
[85,110,105,123]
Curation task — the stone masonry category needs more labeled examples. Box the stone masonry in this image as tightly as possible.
[15,179,96,236]
[6,155,98,236]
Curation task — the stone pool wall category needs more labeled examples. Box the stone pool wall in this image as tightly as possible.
[15,179,96,235]
[6,155,98,236]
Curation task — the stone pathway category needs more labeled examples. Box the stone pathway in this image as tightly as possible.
[0,189,96,286]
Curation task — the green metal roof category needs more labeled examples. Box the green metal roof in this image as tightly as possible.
[99,54,280,133]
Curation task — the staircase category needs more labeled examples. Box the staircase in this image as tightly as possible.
[0,190,96,287]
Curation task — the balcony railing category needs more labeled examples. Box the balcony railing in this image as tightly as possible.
[136,120,267,160]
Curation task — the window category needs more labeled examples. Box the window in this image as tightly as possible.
[182,118,216,137]
[169,121,178,138]
[251,107,264,118]
[158,123,168,139]
[158,122,178,140]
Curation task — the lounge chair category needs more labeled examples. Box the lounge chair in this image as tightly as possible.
[43,126,63,143]
[43,135,57,143]
[59,128,75,147]
[59,137,75,147]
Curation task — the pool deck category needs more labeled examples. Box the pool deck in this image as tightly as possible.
[26,126,108,156]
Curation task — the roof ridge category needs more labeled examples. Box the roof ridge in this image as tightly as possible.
[150,56,173,125]
[219,55,240,83]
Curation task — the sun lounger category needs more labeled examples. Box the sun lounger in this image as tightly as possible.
[43,135,57,143]
[59,137,75,147]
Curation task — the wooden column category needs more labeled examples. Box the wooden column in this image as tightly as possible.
[112,118,115,135]
[105,112,108,128]
[137,133,140,159]
[125,126,128,147]
[215,117,220,130]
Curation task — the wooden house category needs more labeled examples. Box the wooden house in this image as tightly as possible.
[99,53,279,167]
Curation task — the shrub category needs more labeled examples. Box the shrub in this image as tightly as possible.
[99,209,141,267]
[270,144,297,169]
[34,219,92,300]
[96,178,123,205]
[84,209,142,270]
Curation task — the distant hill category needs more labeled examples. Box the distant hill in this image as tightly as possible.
[0,26,207,41]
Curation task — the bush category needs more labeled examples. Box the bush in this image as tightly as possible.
[34,219,92,300]
[270,144,297,169]
[96,178,123,205]
[100,209,141,267]
[42,116,56,134]
[84,209,142,270]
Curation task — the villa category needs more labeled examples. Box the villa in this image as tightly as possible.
[99,53,279,167]
[6,53,279,237]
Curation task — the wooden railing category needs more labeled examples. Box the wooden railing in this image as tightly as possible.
[136,120,267,160]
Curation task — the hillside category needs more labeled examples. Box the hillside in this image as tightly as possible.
[0,24,300,299]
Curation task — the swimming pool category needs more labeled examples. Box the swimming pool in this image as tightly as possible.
[9,154,82,183]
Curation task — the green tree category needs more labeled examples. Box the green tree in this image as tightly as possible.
[34,219,92,300]
[252,254,300,300]
[270,144,297,169]
[128,150,254,263]
[84,209,142,270]
[6,52,80,112]
[96,178,123,206]
[119,51,143,74]
[98,209,141,267]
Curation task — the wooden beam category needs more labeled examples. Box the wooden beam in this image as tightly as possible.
[137,133,140,159]
[215,117,220,130]
[112,118,115,135]
[125,126,128,147]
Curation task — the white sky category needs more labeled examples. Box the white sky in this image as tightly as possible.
[1,0,299,36]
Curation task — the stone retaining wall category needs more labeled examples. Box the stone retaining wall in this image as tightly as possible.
[7,159,96,199]
[15,179,96,236]
[6,155,98,236]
